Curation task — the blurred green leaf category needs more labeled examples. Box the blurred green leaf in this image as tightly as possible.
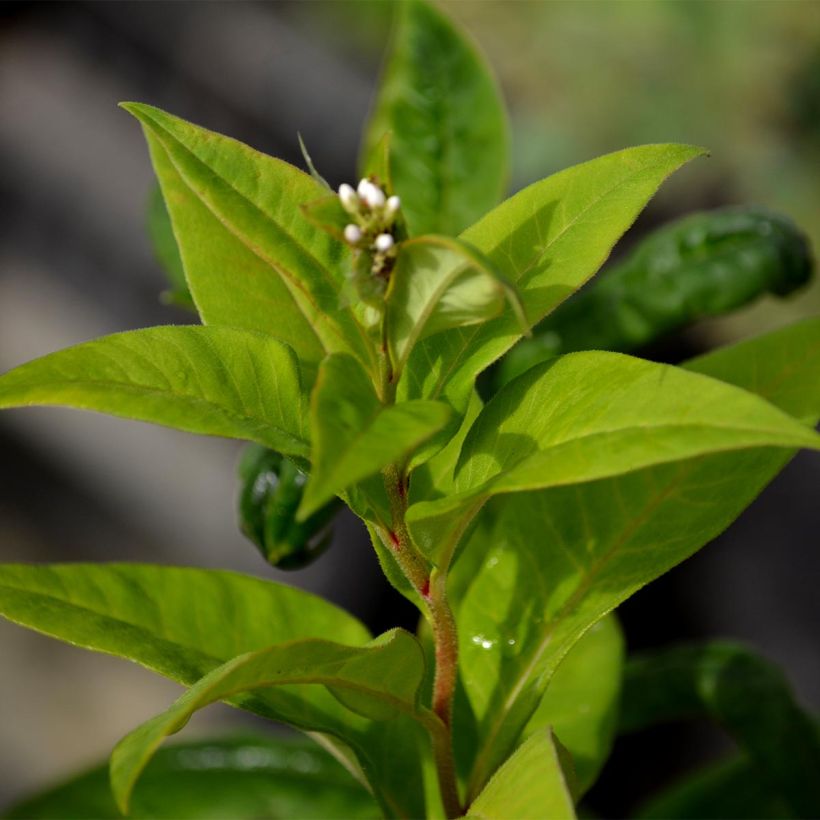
[5,735,378,820]
[110,629,426,813]
[621,642,820,817]
[467,730,575,819]
[361,0,509,237]
[124,102,375,376]
[146,184,193,309]
[0,326,310,458]
[300,353,452,517]
[400,144,706,408]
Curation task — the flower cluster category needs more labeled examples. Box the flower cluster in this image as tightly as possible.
[338,179,401,277]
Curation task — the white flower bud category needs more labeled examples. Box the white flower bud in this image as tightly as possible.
[357,178,372,198]
[344,224,363,245]
[386,195,401,215]
[357,178,386,209]
[338,183,358,214]
[374,233,394,252]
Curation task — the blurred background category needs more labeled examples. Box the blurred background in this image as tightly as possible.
[0,1,818,815]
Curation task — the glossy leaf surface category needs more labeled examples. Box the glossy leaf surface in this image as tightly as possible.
[400,144,705,407]
[125,103,374,373]
[450,321,820,798]
[110,629,425,812]
[6,735,378,820]
[467,730,575,820]
[361,0,508,237]
[300,353,452,517]
[408,350,820,557]
[386,236,525,380]
[0,326,310,458]
[620,642,820,817]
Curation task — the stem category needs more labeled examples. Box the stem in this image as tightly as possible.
[382,465,463,817]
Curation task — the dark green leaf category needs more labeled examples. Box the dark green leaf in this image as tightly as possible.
[620,642,820,817]
[124,102,376,375]
[361,0,509,237]
[0,326,310,458]
[5,734,378,820]
[146,184,193,309]
[400,144,706,408]
[299,353,452,518]
[110,629,426,813]
[467,730,575,819]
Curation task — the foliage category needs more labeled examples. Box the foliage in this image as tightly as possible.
[0,1,817,818]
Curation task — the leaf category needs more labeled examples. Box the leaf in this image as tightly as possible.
[110,629,425,813]
[400,144,706,408]
[386,236,526,380]
[467,730,575,820]
[620,642,820,818]
[0,326,310,458]
[447,320,820,800]
[407,350,820,559]
[299,353,453,518]
[636,754,792,820]
[146,184,192,309]
[5,734,378,820]
[123,102,375,375]
[526,614,624,794]
[360,0,509,237]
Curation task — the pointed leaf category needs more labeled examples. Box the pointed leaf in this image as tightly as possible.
[361,0,508,237]
[467,730,575,820]
[451,320,820,797]
[400,144,705,407]
[386,236,525,380]
[0,326,310,458]
[6,734,378,820]
[300,353,452,517]
[110,629,425,813]
[124,103,375,374]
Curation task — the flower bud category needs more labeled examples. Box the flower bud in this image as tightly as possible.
[386,195,401,215]
[374,233,394,252]
[338,183,358,214]
[344,224,363,245]
[357,178,385,209]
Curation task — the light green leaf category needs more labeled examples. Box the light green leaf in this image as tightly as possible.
[526,614,624,794]
[299,353,452,518]
[5,734,378,820]
[361,0,508,237]
[449,320,820,800]
[110,629,425,813]
[0,326,310,458]
[123,102,375,375]
[467,730,575,820]
[400,144,705,408]
[407,350,820,559]
[620,642,820,818]
[0,564,429,817]
[386,236,525,381]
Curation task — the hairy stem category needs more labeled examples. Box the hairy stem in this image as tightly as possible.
[419,708,462,819]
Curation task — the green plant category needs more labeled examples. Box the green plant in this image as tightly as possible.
[1,1,818,817]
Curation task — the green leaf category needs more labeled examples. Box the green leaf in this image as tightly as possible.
[5,734,378,820]
[620,642,820,818]
[110,629,425,813]
[386,236,526,381]
[123,102,375,375]
[299,353,452,518]
[146,184,192,309]
[361,0,508,237]
[408,350,820,559]
[467,730,575,820]
[400,144,706,408]
[0,326,310,458]
[447,320,820,800]
[636,754,793,820]
[526,614,624,794]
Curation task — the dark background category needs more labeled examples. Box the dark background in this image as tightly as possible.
[0,1,818,815]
